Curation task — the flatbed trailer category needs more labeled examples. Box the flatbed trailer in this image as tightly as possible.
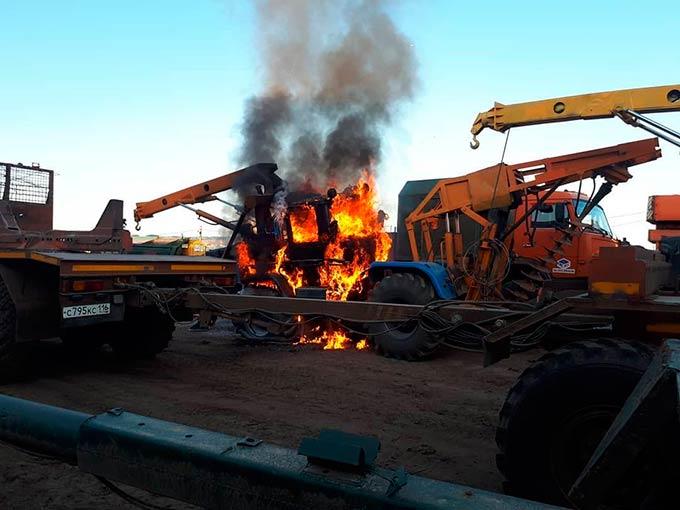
[0,161,243,379]
[0,249,237,378]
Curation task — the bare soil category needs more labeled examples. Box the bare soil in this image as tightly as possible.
[0,322,537,509]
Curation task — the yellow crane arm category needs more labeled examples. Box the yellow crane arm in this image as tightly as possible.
[470,85,680,148]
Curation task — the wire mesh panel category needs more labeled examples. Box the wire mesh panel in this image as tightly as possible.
[0,164,52,204]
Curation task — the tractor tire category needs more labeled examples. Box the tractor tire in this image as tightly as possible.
[496,339,654,506]
[111,307,174,360]
[368,273,439,360]
[0,277,30,383]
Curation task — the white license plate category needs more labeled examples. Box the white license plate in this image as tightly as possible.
[62,303,111,319]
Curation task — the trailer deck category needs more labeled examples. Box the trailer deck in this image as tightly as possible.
[0,250,236,276]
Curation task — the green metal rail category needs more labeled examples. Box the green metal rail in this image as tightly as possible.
[0,395,562,509]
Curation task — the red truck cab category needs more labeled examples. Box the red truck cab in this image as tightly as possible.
[511,191,619,284]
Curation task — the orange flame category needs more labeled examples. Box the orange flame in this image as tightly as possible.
[329,172,391,262]
[289,204,319,243]
[274,247,304,290]
[236,242,256,276]
[236,170,390,351]
[320,171,391,301]
[297,325,368,351]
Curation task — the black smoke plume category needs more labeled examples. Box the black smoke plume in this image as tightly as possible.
[237,0,417,190]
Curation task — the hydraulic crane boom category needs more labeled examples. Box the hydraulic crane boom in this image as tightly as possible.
[405,138,662,300]
[470,85,680,149]
[133,163,280,229]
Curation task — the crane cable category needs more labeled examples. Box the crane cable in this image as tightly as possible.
[488,129,512,211]
[469,129,512,296]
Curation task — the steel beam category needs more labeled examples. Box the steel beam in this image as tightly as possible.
[0,395,564,510]
[0,395,89,461]
[183,291,610,338]
[184,291,467,322]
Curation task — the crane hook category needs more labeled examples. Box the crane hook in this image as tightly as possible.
[469,136,480,150]
[135,222,142,231]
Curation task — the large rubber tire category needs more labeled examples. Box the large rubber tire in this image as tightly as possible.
[496,339,653,506]
[111,307,175,360]
[0,276,28,383]
[368,273,439,360]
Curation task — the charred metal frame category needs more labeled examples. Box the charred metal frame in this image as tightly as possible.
[177,241,680,365]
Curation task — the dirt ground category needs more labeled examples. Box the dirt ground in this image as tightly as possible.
[0,321,537,509]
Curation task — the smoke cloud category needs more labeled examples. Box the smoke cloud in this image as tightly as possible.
[237,0,417,190]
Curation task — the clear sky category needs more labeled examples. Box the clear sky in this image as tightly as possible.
[1,0,677,245]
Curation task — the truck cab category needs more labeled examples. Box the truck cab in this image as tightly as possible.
[510,191,618,285]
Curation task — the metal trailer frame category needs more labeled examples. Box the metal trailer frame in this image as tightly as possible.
[0,250,237,343]
[0,160,242,359]
[177,289,613,358]
[482,293,680,363]
[171,244,680,363]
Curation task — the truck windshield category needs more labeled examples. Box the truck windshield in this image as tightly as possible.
[573,201,613,237]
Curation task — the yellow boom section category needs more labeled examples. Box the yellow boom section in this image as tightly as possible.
[471,85,680,148]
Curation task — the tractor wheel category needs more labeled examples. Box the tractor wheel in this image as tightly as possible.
[367,273,439,360]
[232,285,297,342]
[496,339,653,506]
[0,277,29,383]
[111,307,174,360]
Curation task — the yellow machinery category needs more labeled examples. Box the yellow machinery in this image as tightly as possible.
[470,84,680,149]
[131,236,208,257]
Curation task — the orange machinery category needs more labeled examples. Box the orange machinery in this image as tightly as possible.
[648,195,680,249]
[507,190,617,280]
[133,163,281,257]
[404,139,661,300]
[133,163,280,228]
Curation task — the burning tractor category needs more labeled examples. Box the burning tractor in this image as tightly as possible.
[232,174,391,346]
[133,163,391,349]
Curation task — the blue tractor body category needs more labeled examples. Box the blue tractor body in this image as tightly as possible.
[369,261,457,300]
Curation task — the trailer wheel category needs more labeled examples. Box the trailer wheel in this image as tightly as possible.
[0,276,32,382]
[367,273,439,360]
[112,307,174,360]
[496,339,653,506]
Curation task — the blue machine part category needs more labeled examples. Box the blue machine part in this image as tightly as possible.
[369,261,457,300]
